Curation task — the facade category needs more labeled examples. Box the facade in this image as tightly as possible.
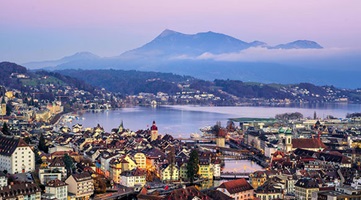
[45,179,68,200]
[0,183,41,200]
[0,134,35,174]
[134,152,146,169]
[213,159,221,179]
[199,159,214,180]
[217,178,254,200]
[254,180,283,200]
[120,168,146,190]
[160,164,179,181]
[249,171,267,190]
[65,172,94,200]
[179,162,188,180]
[295,178,319,200]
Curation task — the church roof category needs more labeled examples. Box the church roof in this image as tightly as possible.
[292,138,326,149]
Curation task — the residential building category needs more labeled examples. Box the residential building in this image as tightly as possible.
[295,178,319,200]
[254,180,283,200]
[160,164,179,181]
[134,152,146,169]
[0,134,35,174]
[65,172,94,200]
[120,168,146,191]
[199,159,213,180]
[45,179,68,200]
[217,178,254,200]
[213,158,221,180]
[0,183,41,200]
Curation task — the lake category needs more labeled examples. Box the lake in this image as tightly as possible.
[69,104,361,138]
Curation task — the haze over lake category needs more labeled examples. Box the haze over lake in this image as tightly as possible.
[69,104,361,138]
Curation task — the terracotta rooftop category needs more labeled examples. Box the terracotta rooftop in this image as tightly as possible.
[0,183,40,199]
[218,178,253,194]
[165,186,208,200]
[72,172,92,182]
[292,138,326,149]
[46,179,67,187]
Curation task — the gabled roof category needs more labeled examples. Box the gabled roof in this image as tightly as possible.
[49,157,66,168]
[218,178,253,194]
[0,134,29,156]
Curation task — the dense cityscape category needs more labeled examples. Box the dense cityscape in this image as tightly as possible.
[1,65,361,200]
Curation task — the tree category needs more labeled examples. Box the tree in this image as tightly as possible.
[63,154,75,175]
[38,134,48,153]
[6,103,12,116]
[2,122,10,135]
[187,149,199,184]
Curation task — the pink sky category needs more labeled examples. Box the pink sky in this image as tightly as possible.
[1,0,360,62]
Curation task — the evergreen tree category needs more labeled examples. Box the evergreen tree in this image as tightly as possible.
[187,149,199,183]
[38,134,48,153]
[2,122,10,135]
[63,154,74,175]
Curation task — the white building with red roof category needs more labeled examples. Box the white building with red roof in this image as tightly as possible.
[0,133,35,173]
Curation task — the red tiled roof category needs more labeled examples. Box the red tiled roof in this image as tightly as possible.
[218,178,253,194]
[292,138,326,149]
[46,179,67,187]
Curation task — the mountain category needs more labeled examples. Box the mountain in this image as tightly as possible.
[121,29,266,58]
[23,51,100,69]
[272,40,323,49]
[21,29,361,88]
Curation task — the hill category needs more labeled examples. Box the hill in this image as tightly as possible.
[0,62,98,102]
[56,69,361,104]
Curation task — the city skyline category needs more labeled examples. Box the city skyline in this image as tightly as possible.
[1,0,360,63]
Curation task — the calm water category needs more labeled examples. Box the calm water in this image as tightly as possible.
[69,104,361,138]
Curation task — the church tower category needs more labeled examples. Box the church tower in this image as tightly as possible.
[117,120,124,133]
[150,121,158,141]
[0,97,6,116]
[285,128,293,152]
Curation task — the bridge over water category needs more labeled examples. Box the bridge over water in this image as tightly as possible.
[220,172,251,179]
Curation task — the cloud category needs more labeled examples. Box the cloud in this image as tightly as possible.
[194,47,356,62]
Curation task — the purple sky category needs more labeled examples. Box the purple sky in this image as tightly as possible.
[1,0,360,63]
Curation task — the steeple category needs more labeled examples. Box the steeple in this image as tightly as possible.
[117,120,124,133]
